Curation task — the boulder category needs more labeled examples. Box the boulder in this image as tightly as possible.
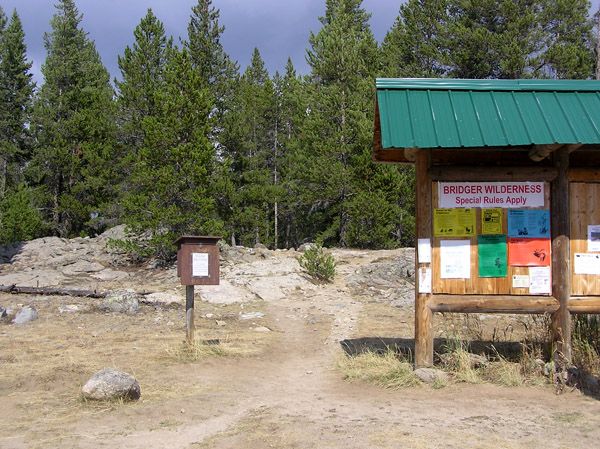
[81,368,141,401]
[414,368,449,384]
[13,306,38,325]
[100,290,141,314]
[297,243,316,252]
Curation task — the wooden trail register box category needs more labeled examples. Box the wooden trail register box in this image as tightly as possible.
[175,236,221,344]
[175,236,221,286]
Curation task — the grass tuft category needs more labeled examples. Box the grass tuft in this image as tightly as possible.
[165,338,229,362]
[337,349,420,389]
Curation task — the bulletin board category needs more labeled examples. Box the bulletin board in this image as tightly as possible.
[429,181,551,296]
[570,182,600,296]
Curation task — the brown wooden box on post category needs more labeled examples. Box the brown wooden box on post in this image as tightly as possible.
[175,236,221,286]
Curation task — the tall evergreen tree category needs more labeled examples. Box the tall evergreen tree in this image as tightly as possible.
[30,0,116,237]
[380,0,448,77]
[300,0,411,248]
[116,9,172,154]
[272,58,307,248]
[382,0,594,80]
[221,48,277,246]
[0,9,34,197]
[185,0,238,99]
[121,47,222,260]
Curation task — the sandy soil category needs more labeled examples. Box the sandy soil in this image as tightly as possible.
[1,248,600,449]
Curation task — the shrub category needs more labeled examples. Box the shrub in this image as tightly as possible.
[298,244,336,282]
[0,186,46,244]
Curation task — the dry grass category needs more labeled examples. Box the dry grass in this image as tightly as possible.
[164,337,243,362]
[337,349,420,389]
[440,343,482,384]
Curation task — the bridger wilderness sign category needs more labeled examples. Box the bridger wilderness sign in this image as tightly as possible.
[438,182,545,208]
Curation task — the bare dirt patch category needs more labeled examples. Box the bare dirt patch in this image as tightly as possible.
[1,240,600,448]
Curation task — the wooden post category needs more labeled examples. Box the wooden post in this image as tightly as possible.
[551,147,571,364]
[415,150,434,367]
[186,285,195,344]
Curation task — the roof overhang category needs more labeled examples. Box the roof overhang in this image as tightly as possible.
[374,78,600,164]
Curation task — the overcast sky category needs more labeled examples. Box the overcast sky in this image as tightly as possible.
[2,0,600,85]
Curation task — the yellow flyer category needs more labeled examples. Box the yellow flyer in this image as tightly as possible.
[482,208,503,235]
[434,208,476,237]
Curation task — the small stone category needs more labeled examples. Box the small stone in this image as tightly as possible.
[13,306,38,325]
[204,313,214,319]
[239,311,265,320]
[414,368,448,384]
[253,326,271,333]
[100,290,140,314]
[0,306,6,318]
[216,320,227,327]
[82,368,141,401]
[58,304,88,314]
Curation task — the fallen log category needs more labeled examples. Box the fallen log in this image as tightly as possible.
[0,284,106,298]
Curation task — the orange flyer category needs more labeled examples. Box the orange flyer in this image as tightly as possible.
[508,238,551,267]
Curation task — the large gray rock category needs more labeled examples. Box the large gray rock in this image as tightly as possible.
[414,368,449,384]
[13,306,38,325]
[81,368,141,401]
[100,290,141,314]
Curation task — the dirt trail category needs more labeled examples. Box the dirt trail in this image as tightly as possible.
[1,244,600,448]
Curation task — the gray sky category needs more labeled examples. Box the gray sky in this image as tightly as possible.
[2,0,600,85]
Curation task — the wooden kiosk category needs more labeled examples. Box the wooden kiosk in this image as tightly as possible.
[373,79,600,367]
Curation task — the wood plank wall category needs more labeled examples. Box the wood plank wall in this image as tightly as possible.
[571,182,600,296]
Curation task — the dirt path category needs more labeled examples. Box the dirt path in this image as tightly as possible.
[2,247,600,448]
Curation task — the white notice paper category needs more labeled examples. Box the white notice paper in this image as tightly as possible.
[192,252,209,277]
[588,225,600,252]
[418,267,432,294]
[529,266,551,295]
[512,275,529,288]
[418,238,432,263]
[574,253,600,275]
[440,239,471,279]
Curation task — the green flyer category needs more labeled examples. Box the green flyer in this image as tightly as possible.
[478,235,507,278]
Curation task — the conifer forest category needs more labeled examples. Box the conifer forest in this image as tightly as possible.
[0,0,597,258]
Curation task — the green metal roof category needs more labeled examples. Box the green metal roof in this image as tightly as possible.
[375,78,600,151]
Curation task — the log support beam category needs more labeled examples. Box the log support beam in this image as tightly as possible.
[551,147,572,365]
[429,295,559,314]
[529,144,563,162]
[415,150,433,368]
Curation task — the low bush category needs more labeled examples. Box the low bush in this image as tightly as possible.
[298,244,336,282]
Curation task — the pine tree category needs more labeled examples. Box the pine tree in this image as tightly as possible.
[272,58,307,248]
[185,0,238,104]
[221,48,277,246]
[121,47,222,260]
[380,0,448,78]
[536,0,594,79]
[383,0,594,80]
[116,9,172,154]
[0,9,34,198]
[30,0,116,237]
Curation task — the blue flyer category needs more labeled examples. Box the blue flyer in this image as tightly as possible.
[508,209,550,238]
